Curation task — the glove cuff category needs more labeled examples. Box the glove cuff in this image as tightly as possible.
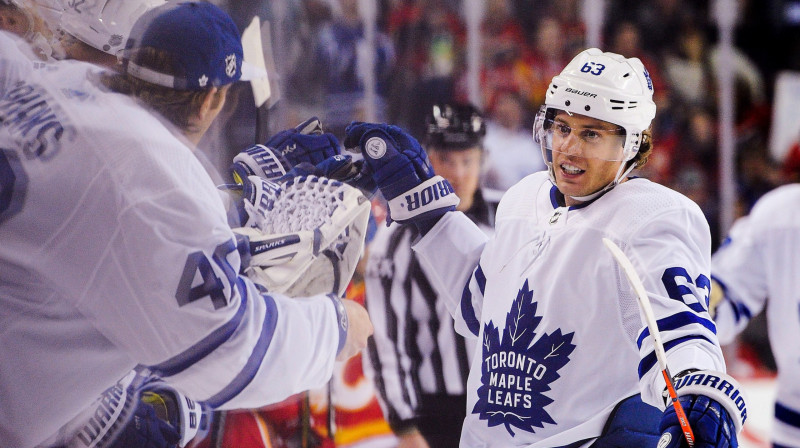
[141,381,203,447]
[386,175,459,224]
[327,294,349,355]
[232,144,291,183]
[670,370,748,433]
[41,371,143,448]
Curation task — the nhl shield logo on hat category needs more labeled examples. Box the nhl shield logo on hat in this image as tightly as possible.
[225,54,237,78]
[365,137,387,159]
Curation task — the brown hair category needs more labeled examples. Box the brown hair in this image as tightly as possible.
[100,47,224,133]
[628,128,653,170]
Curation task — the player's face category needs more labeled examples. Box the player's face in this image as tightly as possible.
[0,5,31,37]
[547,112,626,204]
[429,146,482,212]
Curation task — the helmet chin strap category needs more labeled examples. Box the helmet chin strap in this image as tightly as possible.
[565,160,637,203]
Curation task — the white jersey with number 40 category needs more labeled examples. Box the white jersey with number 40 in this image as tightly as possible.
[412,171,727,447]
[0,31,342,448]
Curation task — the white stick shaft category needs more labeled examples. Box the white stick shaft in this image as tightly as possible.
[602,238,669,371]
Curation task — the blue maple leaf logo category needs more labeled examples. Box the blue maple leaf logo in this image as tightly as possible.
[473,280,576,436]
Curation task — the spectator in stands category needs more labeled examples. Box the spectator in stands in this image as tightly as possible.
[482,90,544,191]
[315,0,396,138]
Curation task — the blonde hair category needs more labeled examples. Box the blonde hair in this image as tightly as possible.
[628,128,653,169]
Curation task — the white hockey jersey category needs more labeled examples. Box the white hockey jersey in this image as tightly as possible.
[712,184,800,447]
[0,33,343,448]
[413,171,726,447]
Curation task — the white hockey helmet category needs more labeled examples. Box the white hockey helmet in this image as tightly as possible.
[27,0,63,33]
[59,0,166,56]
[533,48,657,199]
[535,48,656,162]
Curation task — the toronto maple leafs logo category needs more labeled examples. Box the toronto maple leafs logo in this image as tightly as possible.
[473,280,575,436]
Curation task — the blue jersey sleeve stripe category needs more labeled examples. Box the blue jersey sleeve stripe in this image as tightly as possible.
[776,402,800,429]
[636,311,717,348]
[206,293,279,408]
[150,277,249,377]
[637,334,715,379]
[460,269,480,337]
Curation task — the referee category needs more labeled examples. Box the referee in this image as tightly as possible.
[364,103,498,448]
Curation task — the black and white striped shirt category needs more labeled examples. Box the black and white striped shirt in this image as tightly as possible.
[363,190,497,435]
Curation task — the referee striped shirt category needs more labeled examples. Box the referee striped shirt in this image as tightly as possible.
[363,189,497,433]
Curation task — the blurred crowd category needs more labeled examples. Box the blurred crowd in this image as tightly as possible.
[206,0,800,251]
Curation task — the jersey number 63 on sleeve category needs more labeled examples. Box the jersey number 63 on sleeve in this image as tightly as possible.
[662,267,711,313]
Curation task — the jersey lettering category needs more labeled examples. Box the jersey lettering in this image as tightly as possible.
[175,239,238,310]
[0,82,68,159]
[0,149,27,223]
[661,267,709,313]
[474,280,576,436]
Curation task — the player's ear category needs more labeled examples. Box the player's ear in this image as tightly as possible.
[197,86,227,122]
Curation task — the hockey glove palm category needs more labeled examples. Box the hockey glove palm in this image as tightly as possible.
[658,371,747,448]
[344,122,458,227]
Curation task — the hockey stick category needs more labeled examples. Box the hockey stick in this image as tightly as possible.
[602,238,696,447]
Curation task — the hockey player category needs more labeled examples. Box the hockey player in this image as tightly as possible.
[0,3,372,448]
[0,0,64,60]
[344,48,747,447]
[364,103,497,448]
[57,0,166,66]
[710,184,800,448]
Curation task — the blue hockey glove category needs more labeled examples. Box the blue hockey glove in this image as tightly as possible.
[53,371,204,448]
[344,122,458,227]
[111,380,204,448]
[109,399,182,448]
[264,116,341,166]
[231,117,341,183]
[283,154,377,195]
[658,371,747,448]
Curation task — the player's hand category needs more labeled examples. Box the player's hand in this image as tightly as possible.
[336,298,373,362]
[658,394,738,448]
[109,400,182,448]
[231,117,341,183]
[265,116,341,166]
[658,370,746,448]
[282,154,377,195]
[343,122,458,227]
[343,122,434,198]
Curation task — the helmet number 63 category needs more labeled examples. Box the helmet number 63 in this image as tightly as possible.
[580,62,605,76]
